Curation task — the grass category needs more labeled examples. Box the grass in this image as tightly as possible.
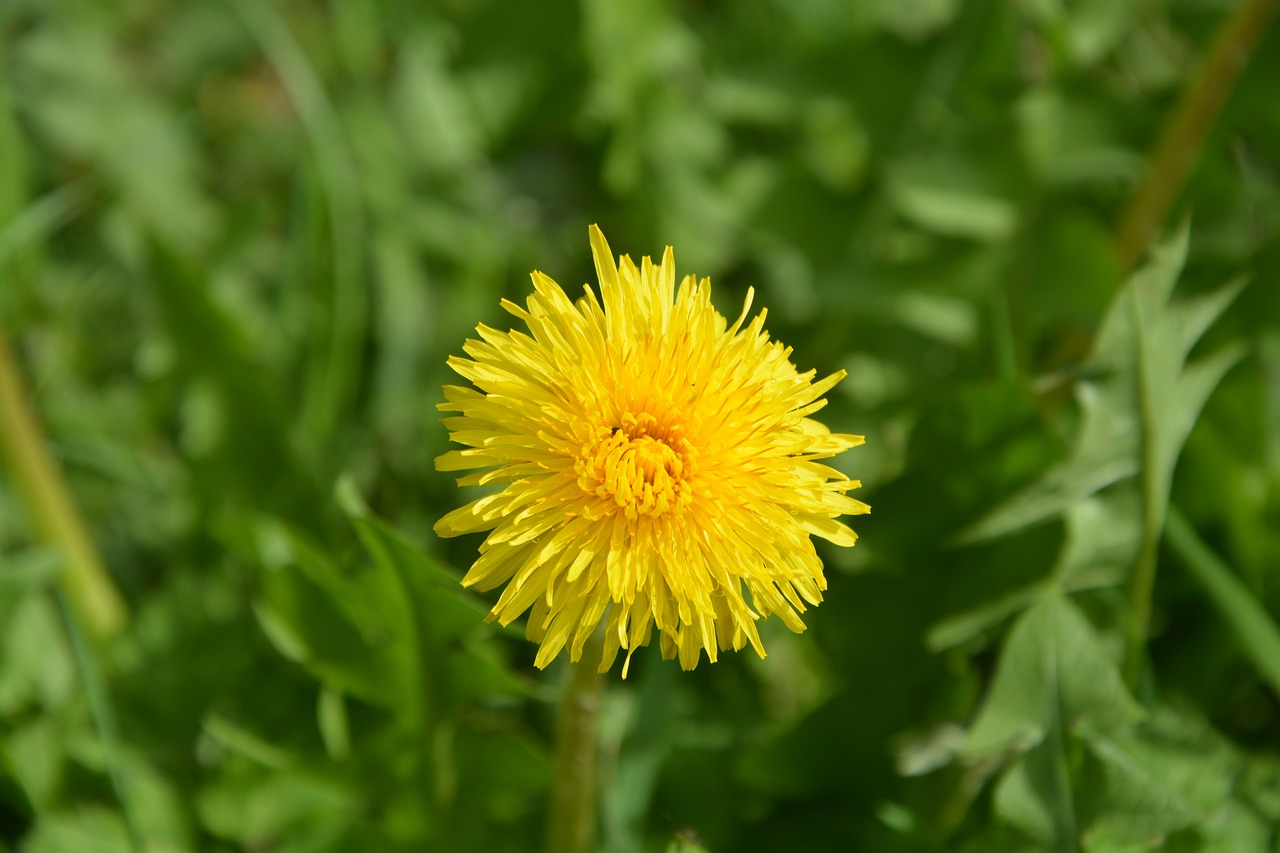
[2,1,1280,850]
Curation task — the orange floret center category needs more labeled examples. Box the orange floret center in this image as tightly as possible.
[575,412,697,519]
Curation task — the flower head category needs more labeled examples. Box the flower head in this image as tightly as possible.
[436,225,868,675]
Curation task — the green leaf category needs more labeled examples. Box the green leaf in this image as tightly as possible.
[254,565,410,708]
[1177,798,1272,852]
[348,514,484,646]
[954,378,1139,544]
[927,583,1043,653]
[348,513,527,706]
[965,592,1142,758]
[21,808,133,853]
[885,169,1016,242]
[1133,267,1246,533]
[145,240,320,531]
[3,719,62,811]
[201,713,297,771]
[958,223,1244,545]
[1051,489,1142,591]
[16,19,216,251]
[1078,729,1226,846]
[992,742,1076,848]
[929,488,1143,653]
[1058,0,1142,66]
[254,505,526,740]
[316,686,350,762]
[0,548,58,636]
[197,760,358,851]
[1076,706,1233,847]
[0,596,75,716]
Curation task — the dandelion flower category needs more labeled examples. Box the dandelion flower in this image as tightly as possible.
[435,225,868,675]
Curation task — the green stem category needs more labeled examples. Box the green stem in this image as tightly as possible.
[1115,0,1278,270]
[546,631,606,853]
[0,317,126,641]
[1113,0,1277,685]
[1123,498,1162,689]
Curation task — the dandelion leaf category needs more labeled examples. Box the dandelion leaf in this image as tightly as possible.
[1076,707,1234,847]
[991,742,1076,848]
[964,591,1142,758]
[958,222,1244,544]
[927,489,1140,653]
[349,513,527,705]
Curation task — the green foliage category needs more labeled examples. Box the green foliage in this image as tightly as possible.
[3,0,1280,851]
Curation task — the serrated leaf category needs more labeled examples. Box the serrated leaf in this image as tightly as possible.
[954,379,1139,543]
[957,223,1245,546]
[930,489,1142,653]
[1052,489,1142,590]
[965,592,1142,758]
[1171,278,1247,363]
[1078,720,1231,846]
[1166,343,1246,457]
[927,583,1043,653]
[1134,272,1246,533]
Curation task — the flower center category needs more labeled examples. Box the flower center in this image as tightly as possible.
[576,412,695,518]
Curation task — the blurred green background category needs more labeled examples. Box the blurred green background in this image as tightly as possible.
[3,0,1280,850]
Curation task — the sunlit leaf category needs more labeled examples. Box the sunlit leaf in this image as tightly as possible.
[958,223,1245,545]
[965,592,1142,758]
[992,742,1076,848]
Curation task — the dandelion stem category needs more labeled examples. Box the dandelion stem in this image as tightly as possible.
[546,630,606,853]
[0,317,126,641]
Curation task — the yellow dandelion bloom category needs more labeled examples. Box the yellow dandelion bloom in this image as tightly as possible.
[435,225,868,675]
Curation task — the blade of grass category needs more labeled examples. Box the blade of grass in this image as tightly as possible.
[229,0,367,458]
[0,316,127,641]
[0,65,121,641]
[1166,505,1280,697]
[56,591,142,853]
